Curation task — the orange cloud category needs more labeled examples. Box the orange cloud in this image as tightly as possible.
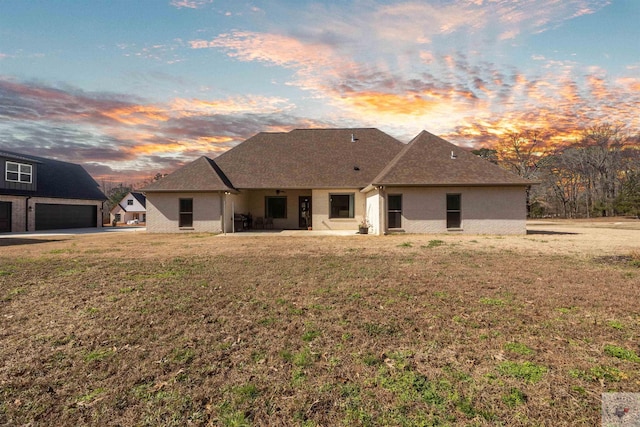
[616,77,640,92]
[100,105,171,125]
[339,91,440,116]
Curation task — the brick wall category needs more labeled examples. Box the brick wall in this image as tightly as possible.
[146,192,223,233]
[311,189,366,231]
[392,186,527,235]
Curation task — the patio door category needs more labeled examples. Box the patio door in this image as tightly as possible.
[299,196,312,228]
[387,194,402,229]
[0,202,11,232]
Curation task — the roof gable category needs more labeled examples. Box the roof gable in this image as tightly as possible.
[141,156,235,192]
[0,149,106,200]
[131,192,146,207]
[213,128,405,189]
[372,130,533,186]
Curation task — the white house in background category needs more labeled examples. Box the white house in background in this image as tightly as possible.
[142,128,534,235]
[110,192,146,225]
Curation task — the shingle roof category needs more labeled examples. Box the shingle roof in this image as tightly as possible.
[213,128,405,189]
[372,130,533,186]
[0,150,106,200]
[131,192,146,207]
[141,156,235,192]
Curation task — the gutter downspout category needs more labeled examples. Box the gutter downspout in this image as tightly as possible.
[25,196,32,232]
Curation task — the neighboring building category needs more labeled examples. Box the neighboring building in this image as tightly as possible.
[0,150,106,232]
[142,129,533,235]
[110,192,146,225]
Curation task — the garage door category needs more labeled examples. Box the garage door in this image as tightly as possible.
[35,203,97,230]
[0,202,11,232]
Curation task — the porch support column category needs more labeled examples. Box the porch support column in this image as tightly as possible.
[378,186,386,236]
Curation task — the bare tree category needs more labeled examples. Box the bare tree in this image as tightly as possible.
[532,123,636,218]
[496,130,551,180]
[495,130,553,216]
[577,124,626,217]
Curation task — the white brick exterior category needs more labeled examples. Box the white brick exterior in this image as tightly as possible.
[145,186,527,235]
[146,192,224,233]
[372,186,527,235]
[311,189,366,231]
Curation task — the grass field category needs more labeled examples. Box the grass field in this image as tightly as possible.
[1,220,639,426]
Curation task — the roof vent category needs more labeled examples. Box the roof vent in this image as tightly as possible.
[354,166,360,171]
[450,150,457,159]
[351,133,358,142]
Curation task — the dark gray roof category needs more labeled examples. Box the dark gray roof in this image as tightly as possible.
[141,156,235,192]
[213,128,405,189]
[142,128,533,194]
[131,192,146,207]
[0,150,106,200]
[372,130,533,186]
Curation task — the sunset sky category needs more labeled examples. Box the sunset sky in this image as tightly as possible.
[1,0,638,183]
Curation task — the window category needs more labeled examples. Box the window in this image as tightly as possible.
[6,161,32,184]
[127,199,134,205]
[329,193,354,218]
[446,194,461,229]
[388,194,402,228]
[265,196,287,219]
[114,214,121,222]
[179,198,193,227]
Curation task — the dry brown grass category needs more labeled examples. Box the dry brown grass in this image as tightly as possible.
[1,221,639,426]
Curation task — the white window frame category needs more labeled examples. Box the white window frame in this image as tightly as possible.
[5,161,33,184]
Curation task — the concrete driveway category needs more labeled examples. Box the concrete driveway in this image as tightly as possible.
[0,226,146,238]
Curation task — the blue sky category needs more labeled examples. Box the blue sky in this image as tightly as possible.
[1,0,638,183]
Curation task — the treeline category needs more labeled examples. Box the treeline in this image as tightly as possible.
[473,123,640,218]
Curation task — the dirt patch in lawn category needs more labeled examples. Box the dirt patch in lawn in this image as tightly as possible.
[1,220,639,426]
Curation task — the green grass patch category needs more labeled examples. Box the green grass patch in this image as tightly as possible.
[171,347,195,364]
[233,383,259,401]
[423,239,445,248]
[302,325,321,342]
[556,306,579,314]
[504,342,534,355]
[85,307,99,315]
[84,348,114,363]
[77,387,105,404]
[479,297,506,306]
[604,344,640,362]
[607,320,624,330]
[497,361,547,383]
[362,322,398,337]
[502,387,527,407]
[293,347,317,368]
[570,366,628,382]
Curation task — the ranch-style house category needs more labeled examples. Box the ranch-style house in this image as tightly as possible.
[142,128,533,235]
